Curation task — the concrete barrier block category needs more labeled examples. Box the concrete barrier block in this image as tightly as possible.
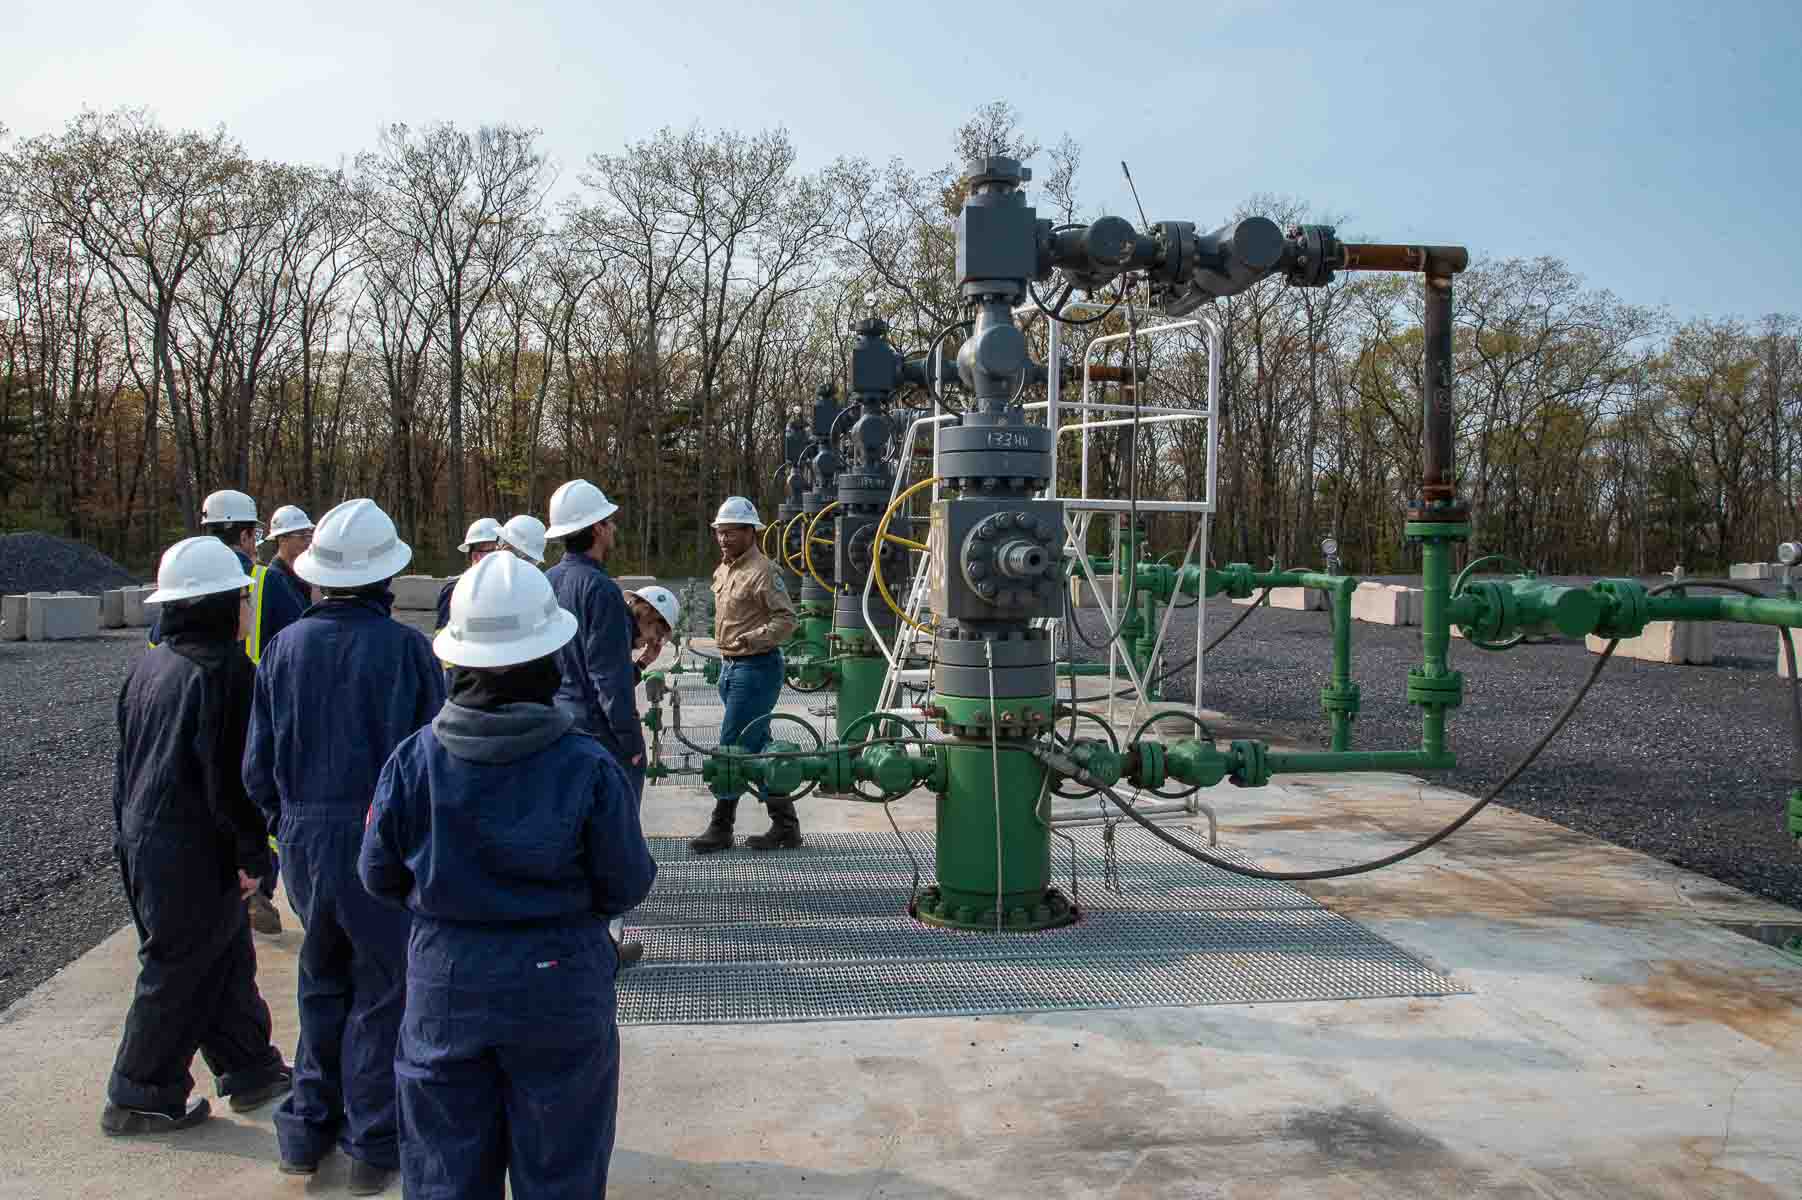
[1729,562,1771,580]
[26,592,100,641]
[1,594,27,641]
[1351,581,1414,626]
[1584,621,1697,665]
[1267,586,1326,612]
[1070,575,1122,609]
[100,589,126,628]
[120,586,157,628]
[1685,621,1715,665]
[391,575,446,611]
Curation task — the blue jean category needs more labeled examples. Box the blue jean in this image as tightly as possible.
[712,651,785,803]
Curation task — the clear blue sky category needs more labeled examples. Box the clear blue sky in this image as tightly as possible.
[6,0,1798,321]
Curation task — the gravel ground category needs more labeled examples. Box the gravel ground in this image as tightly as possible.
[0,532,141,596]
[1071,576,1802,910]
[0,630,139,1014]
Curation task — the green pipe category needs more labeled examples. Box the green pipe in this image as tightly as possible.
[1647,595,1802,630]
[1419,539,1453,679]
[1267,748,1456,774]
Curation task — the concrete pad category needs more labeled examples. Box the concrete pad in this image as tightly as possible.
[390,574,445,611]
[99,590,125,629]
[25,592,99,641]
[1351,581,1416,626]
[10,725,1802,1197]
[0,594,26,640]
[1267,586,1326,611]
[1730,562,1772,580]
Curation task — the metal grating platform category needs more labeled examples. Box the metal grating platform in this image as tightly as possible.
[617,829,1463,1025]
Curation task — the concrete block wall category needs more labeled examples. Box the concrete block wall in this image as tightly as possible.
[100,590,125,628]
[391,575,448,612]
[1730,562,1773,580]
[26,593,100,641]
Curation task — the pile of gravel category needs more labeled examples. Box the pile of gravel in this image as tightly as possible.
[0,533,140,596]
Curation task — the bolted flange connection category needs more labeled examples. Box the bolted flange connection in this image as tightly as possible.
[913,884,1077,932]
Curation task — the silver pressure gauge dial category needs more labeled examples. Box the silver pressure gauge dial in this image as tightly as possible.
[1321,537,1340,559]
[1779,542,1801,566]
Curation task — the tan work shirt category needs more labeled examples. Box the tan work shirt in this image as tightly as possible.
[711,545,798,657]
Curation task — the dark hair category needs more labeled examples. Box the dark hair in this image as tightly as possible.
[564,527,596,554]
[212,522,255,546]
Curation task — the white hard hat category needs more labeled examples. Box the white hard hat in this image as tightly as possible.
[626,584,681,632]
[145,536,256,605]
[295,498,413,589]
[545,479,619,540]
[499,514,548,564]
[434,551,578,669]
[262,505,314,542]
[200,489,258,526]
[458,517,504,554]
[710,496,764,529]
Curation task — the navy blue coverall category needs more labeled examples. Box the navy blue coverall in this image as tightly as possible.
[360,702,655,1199]
[545,553,644,794]
[244,591,446,1170]
[108,593,286,1115]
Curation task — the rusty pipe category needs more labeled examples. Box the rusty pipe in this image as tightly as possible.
[1421,272,1457,506]
[1337,243,1469,277]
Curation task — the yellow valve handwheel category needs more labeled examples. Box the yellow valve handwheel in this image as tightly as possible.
[781,513,809,574]
[873,477,941,635]
[801,500,841,593]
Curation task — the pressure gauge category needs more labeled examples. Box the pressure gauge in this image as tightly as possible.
[1779,542,1801,566]
[1321,536,1339,559]
[864,290,879,313]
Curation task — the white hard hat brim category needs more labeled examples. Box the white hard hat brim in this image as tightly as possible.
[434,606,578,668]
[457,536,501,553]
[145,566,257,606]
[261,521,314,543]
[710,517,764,529]
[545,496,620,540]
[294,539,414,589]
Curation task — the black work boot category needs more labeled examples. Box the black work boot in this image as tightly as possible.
[688,798,738,854]
[101,1097,211,1136]
[744,801,803,851]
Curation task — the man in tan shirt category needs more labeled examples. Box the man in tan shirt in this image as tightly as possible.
[690,497,801,853]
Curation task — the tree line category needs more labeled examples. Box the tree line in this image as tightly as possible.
[2,103,1797,577]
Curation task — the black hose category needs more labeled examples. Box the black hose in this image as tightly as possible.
[1086,577,1802,881]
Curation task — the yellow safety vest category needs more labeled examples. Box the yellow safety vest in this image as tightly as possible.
[245,565,269,665]
[147,563,269,664]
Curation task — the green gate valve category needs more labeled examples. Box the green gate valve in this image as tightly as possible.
[786,654,838,690]
[1160,738,1232,790]
[1067,738,1124,788]
[702,656,722,685]
[855,743,923,797]
[1209,562,1257,600]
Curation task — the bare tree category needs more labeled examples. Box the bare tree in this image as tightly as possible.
[358,122,548,544]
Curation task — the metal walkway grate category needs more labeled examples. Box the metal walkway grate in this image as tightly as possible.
[617,829,1462,1025]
